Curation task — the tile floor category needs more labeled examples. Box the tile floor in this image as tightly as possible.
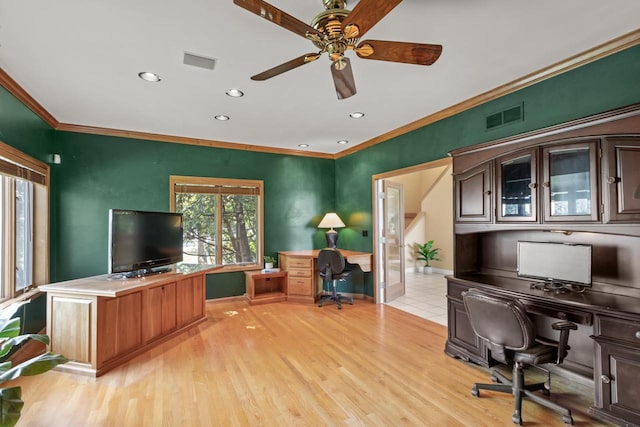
[384,271,448,326]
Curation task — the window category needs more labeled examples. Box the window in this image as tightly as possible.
[0,141,49,302]
[170,176,263,270]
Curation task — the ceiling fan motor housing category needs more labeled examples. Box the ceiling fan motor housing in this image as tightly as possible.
[311,5,359,58]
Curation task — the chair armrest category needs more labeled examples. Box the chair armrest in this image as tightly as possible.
[551,320,578,364]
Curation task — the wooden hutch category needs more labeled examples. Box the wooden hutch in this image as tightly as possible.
[446,103,640,426]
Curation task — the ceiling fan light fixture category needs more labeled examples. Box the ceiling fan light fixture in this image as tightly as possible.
[226,89,244,97]
[138,72,161,82]
[214,115,230,121]
[349,112,364,118]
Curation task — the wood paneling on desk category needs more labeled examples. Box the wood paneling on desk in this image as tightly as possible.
[278,250,372,304]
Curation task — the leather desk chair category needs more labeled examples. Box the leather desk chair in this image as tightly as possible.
[462,288,578,425]
[317,249,353,309]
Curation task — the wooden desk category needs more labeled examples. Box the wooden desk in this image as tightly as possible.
[278,250,372,304]
[39,264,220,377]
[446,274,640,426]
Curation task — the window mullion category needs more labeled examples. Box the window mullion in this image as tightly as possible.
[216,193,223,266]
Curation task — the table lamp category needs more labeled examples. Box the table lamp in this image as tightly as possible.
[318,212,345,249]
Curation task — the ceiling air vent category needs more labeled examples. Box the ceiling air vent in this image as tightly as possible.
[486,103,524,130]
[183,52,217,70]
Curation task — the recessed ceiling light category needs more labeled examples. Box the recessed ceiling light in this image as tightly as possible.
[138,72,161,82]
[337,140,349,145]
[214,115,230,121]
[298,144,309,148]
[226,89,244,97]
[349,112,365,118]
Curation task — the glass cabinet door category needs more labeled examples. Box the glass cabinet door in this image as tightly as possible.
[496,149,537,222]
[542,141,599,222]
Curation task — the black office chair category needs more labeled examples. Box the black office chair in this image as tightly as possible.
[317,249,353,309]
[462,288,578,426]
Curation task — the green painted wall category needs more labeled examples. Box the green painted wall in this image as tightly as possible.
[50,132,336,298]
[0,86,54,165]
[335,44,640,267]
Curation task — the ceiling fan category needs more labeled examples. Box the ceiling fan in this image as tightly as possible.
[233,0,443,99]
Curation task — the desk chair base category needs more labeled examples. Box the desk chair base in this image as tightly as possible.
[471,362,573,426]
[318,280,353,310]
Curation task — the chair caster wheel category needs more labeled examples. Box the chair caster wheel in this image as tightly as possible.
[471,386,479,397]
[511,414,522,425]
[562,415,573,425]
[490,374,499,383]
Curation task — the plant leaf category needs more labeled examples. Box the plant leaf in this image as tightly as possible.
[0,318,21,340]
[0,334,49,360]
[0,353,68,383]
[0,303,28,334]
[0,386,23,427]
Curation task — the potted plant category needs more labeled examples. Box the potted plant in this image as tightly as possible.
[0,300,68,426]
[263,255,277,270]
[415,240,440,274]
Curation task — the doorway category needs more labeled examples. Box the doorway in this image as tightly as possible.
[372,157,453,304]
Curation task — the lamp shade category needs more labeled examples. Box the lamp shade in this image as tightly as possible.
[317,213,345,229]
[318,213,345,249]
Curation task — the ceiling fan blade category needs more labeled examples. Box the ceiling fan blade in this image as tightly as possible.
[251,53,321,81]
[233,0,321,39]
[355,40,442,65]
[331,57,356,100]
[341,0,402,39]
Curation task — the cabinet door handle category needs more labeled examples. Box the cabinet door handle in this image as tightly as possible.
[607,176,620,184]
[528,183,537,189]
[601,375,611,384]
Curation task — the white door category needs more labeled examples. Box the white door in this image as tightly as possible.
[382,180,405,302]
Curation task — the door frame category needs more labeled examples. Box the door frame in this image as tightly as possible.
[371,157,452,304]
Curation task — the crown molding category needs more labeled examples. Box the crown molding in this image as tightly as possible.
[54,123,336,159]
[0,68,59,129]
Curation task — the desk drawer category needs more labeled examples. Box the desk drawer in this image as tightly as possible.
[288,269,312,278]
[597,316,640,344]
[286,258,312,269]
[288,278,312,296]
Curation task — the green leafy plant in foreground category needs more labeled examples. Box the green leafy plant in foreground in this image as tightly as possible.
[0,301,68,427]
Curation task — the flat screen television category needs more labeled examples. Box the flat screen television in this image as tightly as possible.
[108,209,184,276]
[517,241,592,289]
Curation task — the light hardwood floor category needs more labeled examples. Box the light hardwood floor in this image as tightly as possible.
[12,299,608,426]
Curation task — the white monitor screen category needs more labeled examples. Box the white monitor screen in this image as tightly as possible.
[517,241,592,286]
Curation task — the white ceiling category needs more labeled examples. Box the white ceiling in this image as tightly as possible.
[1,1,639,155]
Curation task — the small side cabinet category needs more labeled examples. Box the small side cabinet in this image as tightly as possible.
[590,315,640,426]
[244,271,287,305]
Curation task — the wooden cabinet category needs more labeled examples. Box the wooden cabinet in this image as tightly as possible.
[591,315,640,426]
[244,271,287,305]
[602,136,640,223]
[98,292,143,366]
[146,282,177,342]
[177,276,205,326]
[495,148,538,223]
[41,265,217,377]
[444,279,490,367]
[279,253,318,303]
[542,140,600,222]
[454,162,493,223]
